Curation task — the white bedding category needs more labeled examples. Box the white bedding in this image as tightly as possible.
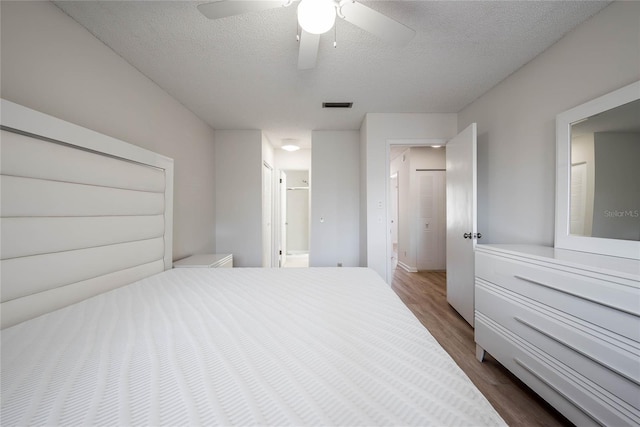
[1,267,506,426]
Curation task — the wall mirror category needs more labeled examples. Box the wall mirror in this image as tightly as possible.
[556,81,640,259]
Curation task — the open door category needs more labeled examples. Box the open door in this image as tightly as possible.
[279,171,287,267]
[262,162,273,267]
[390,173,399,270]
[446,123,478,326]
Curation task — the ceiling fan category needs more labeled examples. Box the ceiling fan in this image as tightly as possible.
[197,0,415,69]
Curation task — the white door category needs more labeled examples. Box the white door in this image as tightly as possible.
[262,162,273,267]
[390,174,399,269]
[279,171,287,267]
[446,123,477,326]
[417,170,446,271]
[570,162,588,236]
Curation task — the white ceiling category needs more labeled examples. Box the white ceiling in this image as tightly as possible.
[54,0,610,148]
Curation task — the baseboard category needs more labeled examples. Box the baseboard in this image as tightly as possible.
[397,261,418,273]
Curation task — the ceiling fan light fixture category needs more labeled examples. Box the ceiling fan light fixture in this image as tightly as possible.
[297,0,336,35]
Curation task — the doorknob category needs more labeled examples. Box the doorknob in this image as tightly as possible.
[463,232,482,239]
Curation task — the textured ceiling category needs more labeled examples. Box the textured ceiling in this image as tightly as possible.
[54,0,610,148]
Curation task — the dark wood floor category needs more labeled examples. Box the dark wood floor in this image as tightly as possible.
[391,268,574,427]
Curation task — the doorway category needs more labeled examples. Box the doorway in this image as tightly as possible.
[282,169,309,268]
[388,144,447,275]
[386,125,478,327]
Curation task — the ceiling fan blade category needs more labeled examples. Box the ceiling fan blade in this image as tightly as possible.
[340,1,415,47]
[298,30,320,70]
[197,1,285,20]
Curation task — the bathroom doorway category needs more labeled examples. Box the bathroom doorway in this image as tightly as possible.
[282,169,310,267]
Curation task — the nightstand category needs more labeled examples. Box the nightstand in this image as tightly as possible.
[173,254,233,268]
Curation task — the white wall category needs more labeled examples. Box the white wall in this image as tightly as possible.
[411,146,446,170]
[0,1,217,261]
[285,170,310,188]
[262,134,275,168]
[458,1,640,247]
[311,131,360,267]
[214,130,263,267]
[275,148,312,171]
[361,114,457,280]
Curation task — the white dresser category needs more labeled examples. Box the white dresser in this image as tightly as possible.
[475,244,640,427]
[173,253,233,268]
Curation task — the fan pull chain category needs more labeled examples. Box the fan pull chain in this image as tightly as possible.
[296,21,300,42]
[334,22,337,48]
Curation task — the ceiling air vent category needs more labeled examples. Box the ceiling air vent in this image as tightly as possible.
[322,102,353,109]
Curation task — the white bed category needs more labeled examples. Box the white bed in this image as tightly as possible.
[2,267,506,426]
[0,100,506,426]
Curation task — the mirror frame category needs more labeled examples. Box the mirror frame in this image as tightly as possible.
[555,80,640,260]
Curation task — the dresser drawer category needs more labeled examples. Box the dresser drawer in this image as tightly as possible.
[476,279,640,411]
[476,251,640,342]
[476,313,640,427]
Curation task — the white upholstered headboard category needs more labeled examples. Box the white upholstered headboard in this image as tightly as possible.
[0,99,174,329]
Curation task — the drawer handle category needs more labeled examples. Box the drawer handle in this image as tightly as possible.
[514,316,640,387]
[514,358,608,426]
[513,275,637,317]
